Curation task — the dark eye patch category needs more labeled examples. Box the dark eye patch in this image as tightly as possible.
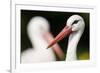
[72,20,80,25]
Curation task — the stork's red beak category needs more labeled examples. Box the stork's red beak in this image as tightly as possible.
[47,26,72,49]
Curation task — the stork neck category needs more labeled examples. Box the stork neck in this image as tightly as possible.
[66,31,82,61]
[29,35,48,51]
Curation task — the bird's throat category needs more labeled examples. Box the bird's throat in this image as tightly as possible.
[30,35,48,51]
[66,31,82,61]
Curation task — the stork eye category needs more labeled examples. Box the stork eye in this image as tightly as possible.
[72,20,80,24]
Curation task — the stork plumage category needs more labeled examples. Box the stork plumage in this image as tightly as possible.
[47,15,85,61]
[21,16,64,63]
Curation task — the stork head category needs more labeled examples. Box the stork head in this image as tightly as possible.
[27,16,50,37]
[67,15,85,32]
[47,15,85,49]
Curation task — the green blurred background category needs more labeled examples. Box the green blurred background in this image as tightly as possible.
[21,10,90,60]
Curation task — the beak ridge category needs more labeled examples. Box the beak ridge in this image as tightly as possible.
[47,26,72,49]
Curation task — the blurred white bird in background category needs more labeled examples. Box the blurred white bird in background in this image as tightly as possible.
[21,16,64,63]
[47,15,85,61]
